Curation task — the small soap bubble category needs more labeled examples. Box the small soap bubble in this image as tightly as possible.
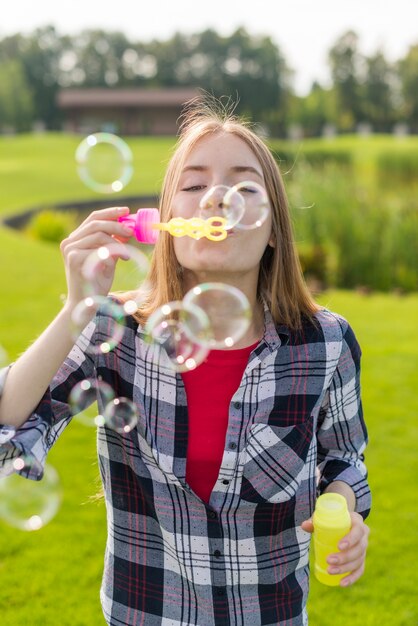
[224,181,270,230]
[81,242,150,299]
[183,283,251,349]
[71,295,126,355]
[69,378,115,428]
[145,301,211,372]
[199,184,245,230]
[75,132,133,194]
[103,397,138,433]
[0,458,62,531]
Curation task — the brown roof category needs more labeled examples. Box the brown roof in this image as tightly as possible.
[57,88,201,108]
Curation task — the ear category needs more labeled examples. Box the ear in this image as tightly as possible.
[268,233,276,248]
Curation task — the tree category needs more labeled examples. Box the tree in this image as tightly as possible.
[145,27,290,126]
[0,59,34,131]
[363,51,397,132]
[18,25,66,128]
[288,82,338,137]
[398,44,418,132]
[69,29,131,87]
[328,30,365,130]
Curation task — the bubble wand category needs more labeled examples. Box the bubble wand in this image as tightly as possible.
[119,208,227,244]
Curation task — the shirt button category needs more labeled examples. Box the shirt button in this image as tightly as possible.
[216,588,225,596]
[207,510,217,519]
[214,550,222,558]
[222,479,229,485]
[233,401,241,409]
[228,442,237,450]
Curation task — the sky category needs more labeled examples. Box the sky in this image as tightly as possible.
[1,0,418,94]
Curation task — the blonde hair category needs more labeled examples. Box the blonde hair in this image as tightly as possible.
[127,98,320,330]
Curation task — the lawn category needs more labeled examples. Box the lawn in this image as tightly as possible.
[0,133,174,216]
[0,133,417,625]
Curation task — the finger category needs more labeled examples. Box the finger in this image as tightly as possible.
[328,552,365,576]
[301,519,314,534]
[61,232,120,254]
[328,541,366,568]
[84,206,130,223]
[68,219,134,242]
[339,561,366,587]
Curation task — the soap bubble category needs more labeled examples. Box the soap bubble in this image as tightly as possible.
[69,378,115,427]
[75,132,133,194]
[224,181,270,230]
[145,301,211,372]
[71,295,126,355]
[0,457,62,531]
[183,283,251,349]
[199,184,245,230]
[81,242,150,298]
[103,397,138,433]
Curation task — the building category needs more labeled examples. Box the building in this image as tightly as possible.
[56,88,201,135]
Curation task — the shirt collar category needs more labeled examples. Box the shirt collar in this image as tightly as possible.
[261,304,290,352]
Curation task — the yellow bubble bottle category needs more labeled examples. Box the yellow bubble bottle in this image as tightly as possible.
[312,493,352,586]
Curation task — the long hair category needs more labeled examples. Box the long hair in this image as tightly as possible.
[126,98,320,330]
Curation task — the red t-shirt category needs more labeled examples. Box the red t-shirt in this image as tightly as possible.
[182,342,258,503]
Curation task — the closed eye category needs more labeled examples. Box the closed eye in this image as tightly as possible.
[181,185,206,192]
[239,186,257,193]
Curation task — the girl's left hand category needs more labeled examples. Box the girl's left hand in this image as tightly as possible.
[301,512,370,587]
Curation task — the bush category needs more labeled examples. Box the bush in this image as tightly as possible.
[288,162,418,292]
[377,151,418,186]
[25,209,78,244]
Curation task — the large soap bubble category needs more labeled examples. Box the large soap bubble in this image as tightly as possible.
[103,397,139,434]
[145,301,211,372]
[75,132,133,194]
[81,242,150,299]
[183,283,251,349]
[224,181,270,230]
[0,457,62,531]
[198,184,245,230]
[69,377,115,427]
[70,295,126,355]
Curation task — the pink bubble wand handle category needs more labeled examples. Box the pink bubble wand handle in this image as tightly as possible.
[118,208,160,244]
[119,209,227,243]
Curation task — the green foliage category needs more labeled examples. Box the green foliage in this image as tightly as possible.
[284,157,417,292]
[0,59,34,131]
[0,26,417,135]
[25,209,78,243]
[376,150,418,185]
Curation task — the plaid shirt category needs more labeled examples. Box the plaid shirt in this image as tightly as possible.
[0,305,370,626]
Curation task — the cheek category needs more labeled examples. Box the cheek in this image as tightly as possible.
[171,195,199,220]
[173,237,190,263]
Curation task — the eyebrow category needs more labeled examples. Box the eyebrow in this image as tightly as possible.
[181,165,263,179]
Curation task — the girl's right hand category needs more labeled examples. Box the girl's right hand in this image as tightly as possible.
[60,206,134,310]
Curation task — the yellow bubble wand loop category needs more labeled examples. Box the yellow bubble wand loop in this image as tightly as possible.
[153,216,228,241]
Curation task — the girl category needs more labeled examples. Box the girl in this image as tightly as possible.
[0,101,370,626]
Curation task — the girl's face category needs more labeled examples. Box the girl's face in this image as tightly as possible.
[171,132,273,283]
